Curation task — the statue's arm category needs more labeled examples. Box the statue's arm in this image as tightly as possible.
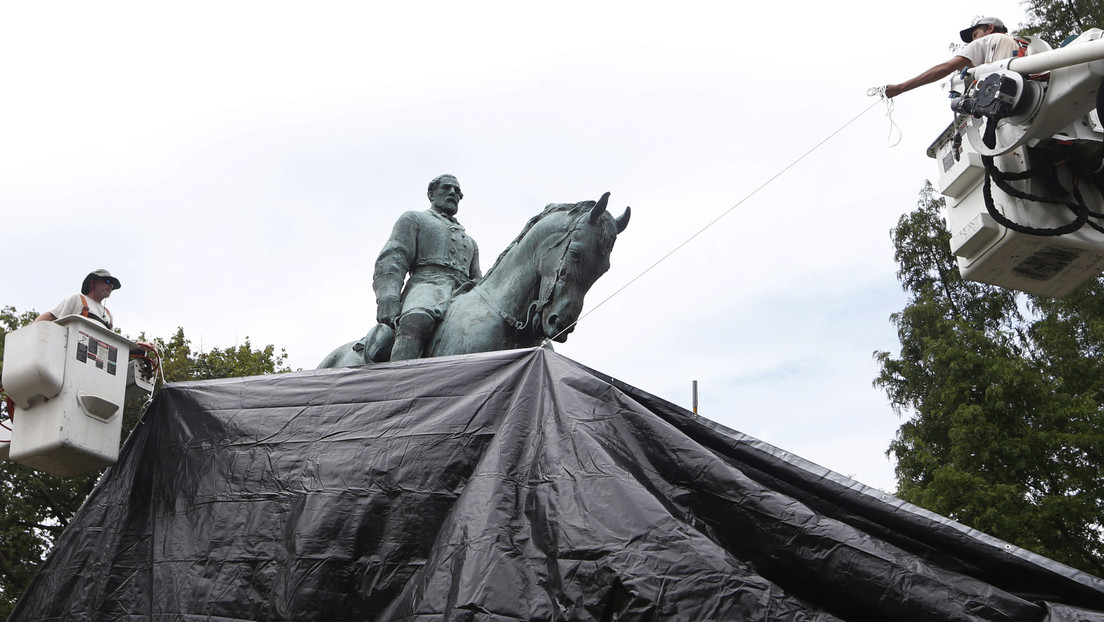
[469,244,482,282]
[373,212,419,325]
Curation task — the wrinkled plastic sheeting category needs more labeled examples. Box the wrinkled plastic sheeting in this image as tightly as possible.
[10,348,1104,621]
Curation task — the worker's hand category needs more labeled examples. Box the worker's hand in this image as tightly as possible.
[377,296,401,327]
[885,84,904,99]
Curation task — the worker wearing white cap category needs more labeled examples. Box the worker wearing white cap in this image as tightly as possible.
[34,269,121,329]
[886,17,1021,98]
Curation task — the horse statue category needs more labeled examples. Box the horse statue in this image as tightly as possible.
[319,192,629,367]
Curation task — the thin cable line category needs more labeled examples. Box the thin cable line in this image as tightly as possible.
[551,99,884,342]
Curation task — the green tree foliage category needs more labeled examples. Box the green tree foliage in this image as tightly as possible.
[0,307,292,618]
[148,327,290,383]
[1019,0,1104,45]
[875,184,1104,577]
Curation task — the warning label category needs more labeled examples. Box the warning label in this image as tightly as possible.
[76,331,118,376]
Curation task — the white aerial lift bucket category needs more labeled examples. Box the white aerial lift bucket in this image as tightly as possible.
[929,29,1104,297]
[2,315,152,476]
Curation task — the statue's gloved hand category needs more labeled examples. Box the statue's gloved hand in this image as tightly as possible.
[377,296,401,327]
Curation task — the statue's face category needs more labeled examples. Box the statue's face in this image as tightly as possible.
[430,177,462,216]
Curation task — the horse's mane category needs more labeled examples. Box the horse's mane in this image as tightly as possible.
[482,200,604,280]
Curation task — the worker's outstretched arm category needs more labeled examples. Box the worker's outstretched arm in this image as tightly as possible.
[886,56,971,98]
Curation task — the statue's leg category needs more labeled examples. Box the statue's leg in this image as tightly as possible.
[390,311,436,361]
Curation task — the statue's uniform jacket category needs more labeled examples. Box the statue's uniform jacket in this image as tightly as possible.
[374,208,481,320]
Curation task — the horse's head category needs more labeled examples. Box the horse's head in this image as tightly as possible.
[534,192,630,342]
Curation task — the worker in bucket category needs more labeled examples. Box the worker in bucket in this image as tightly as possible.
[34,269,120,330]
[885,17,1021,98]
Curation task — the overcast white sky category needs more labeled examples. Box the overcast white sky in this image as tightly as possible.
[2,1,1033,491]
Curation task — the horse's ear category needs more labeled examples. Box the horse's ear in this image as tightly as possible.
[615,206,630,233]
[589,192,610,224]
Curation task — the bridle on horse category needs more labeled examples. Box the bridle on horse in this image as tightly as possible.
[472,192,621,341]
[474,210,591,337]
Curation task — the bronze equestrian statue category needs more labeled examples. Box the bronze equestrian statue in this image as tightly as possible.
[319,180,629,368]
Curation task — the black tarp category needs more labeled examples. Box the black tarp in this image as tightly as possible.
[10,347,1104,621]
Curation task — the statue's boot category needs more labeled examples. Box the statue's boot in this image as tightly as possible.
[390,313,435,361]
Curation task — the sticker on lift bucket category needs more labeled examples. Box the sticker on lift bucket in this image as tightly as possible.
[75,330,118,376]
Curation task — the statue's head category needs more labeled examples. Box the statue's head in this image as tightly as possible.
[428,174,463,216]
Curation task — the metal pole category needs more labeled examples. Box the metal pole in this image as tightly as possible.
[975,35,1104,77]
[692,380,698,415]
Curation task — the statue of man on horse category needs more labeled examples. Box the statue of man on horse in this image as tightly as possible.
[320,178,629,368]
[372,174,481,361]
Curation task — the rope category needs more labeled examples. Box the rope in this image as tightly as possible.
[867,86,902,147]
[550,97,883,342]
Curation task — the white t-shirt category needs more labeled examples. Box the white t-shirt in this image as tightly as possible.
[50,293,113,328]
[957,33,1021,67]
